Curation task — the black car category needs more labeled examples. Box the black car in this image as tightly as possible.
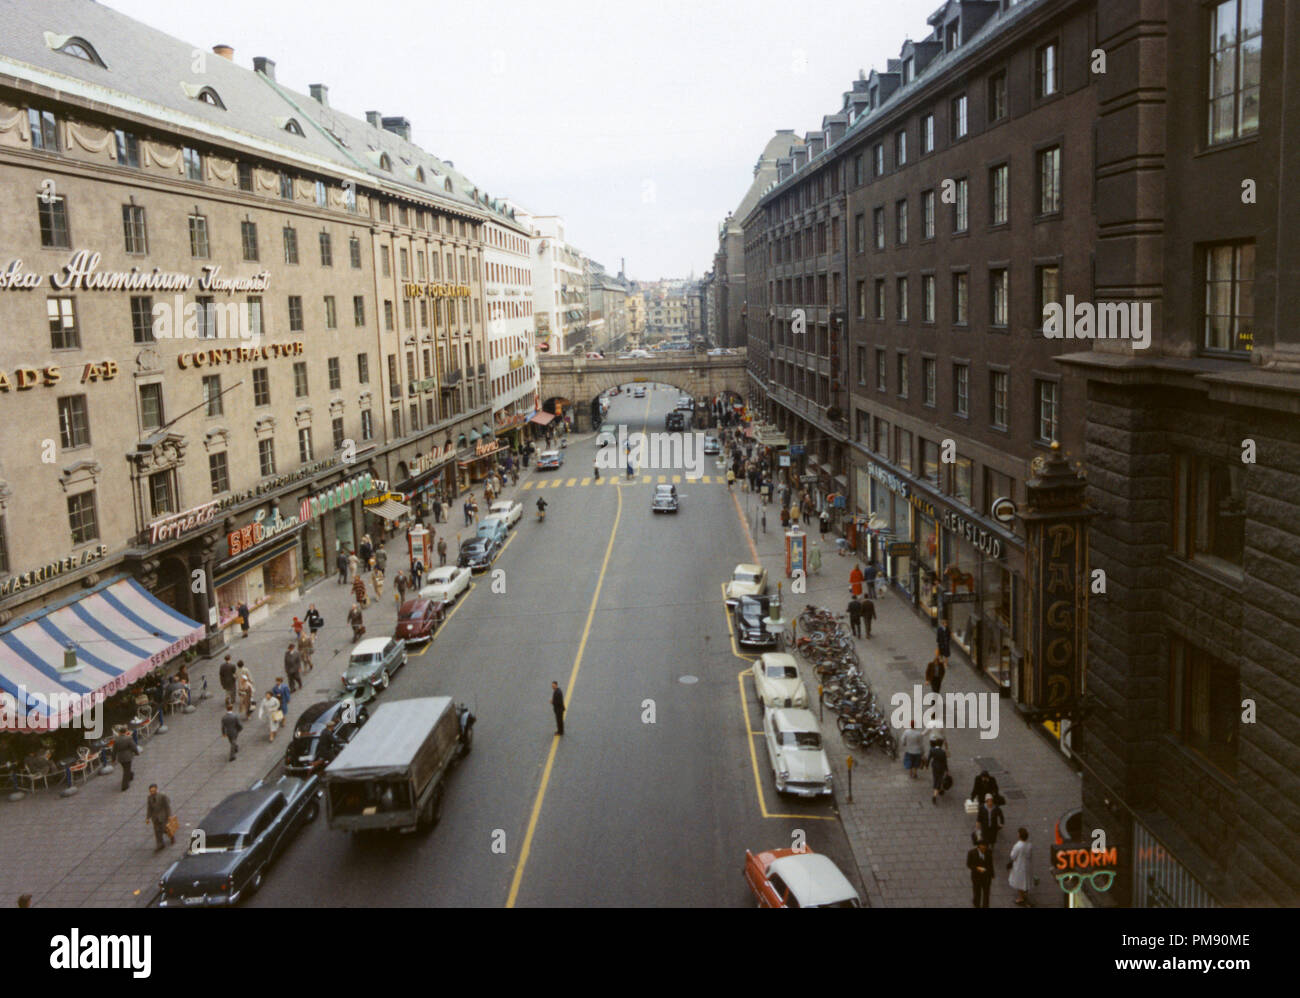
[732,595,778,649]
[284,698,369,776]
[458,536,499,573]
[158,774,320,906]
[652,484,679,513]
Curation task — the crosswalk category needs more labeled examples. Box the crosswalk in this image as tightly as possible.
[519,474,730,489]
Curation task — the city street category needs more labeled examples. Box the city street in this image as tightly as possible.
[251,385,863,907]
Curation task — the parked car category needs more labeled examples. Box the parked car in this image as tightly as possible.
[676,396,694,411]
[751,653,808,709]
[284,698,368,776]
[476,516,509,546]
[664,411,688,431]
[633,385,647,398]
[651,483,679,513]
[342,636,407,692]
[743,848,861,908]
[158,774,320,906]
[394,597,445,643]
[419,565,471,603]
[731,594,778,649]
[458,536,499,573]
[703,435,721,455]
[489,500,522,528]
[725,563,769,602]
[537,450,564,470]
[762,707,833,797]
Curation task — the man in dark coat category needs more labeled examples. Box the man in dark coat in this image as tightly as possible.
[925,652,946,695]
[936,621,952,659]
[861,595,877,638]
[969,770,1002,807]
[113,726,139,792]
[967,840,994,908]
[284,642,303,693]
[976,795,1006,852]
[550,681,565,736]
[237,602,251,636]
[146,784,174,851]
[846,593,863,638]
[219,655,237,699]
[336,550,349,584]
[221,704,243,761]
[432,498,443,524]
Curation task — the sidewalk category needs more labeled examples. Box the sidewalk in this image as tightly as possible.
[733,483,1081,908]
[0,473,522,908]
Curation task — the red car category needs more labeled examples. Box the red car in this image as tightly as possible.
[393,598,445,643]
[743,848,861,908]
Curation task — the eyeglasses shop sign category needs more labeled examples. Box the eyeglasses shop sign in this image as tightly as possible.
[942,510,1004,559]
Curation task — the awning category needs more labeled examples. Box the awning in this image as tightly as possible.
[468,429,481,442]
[529,411,555,426]
[365,499,411,521]
[0,577,205,732]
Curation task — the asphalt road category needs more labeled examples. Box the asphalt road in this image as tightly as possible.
[251,383,863,907]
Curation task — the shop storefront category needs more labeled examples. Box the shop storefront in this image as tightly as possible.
[458,435,504,488]
[214,504,305,634]
[494,410,528,452]
[298,469,375,574]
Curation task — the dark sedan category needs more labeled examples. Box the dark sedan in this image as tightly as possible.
[731,595,778,649]
[394,597,446,643]
[284,699,368,777]
[458,537,499,573]
[652,484,679,513]
[158,774,320,906]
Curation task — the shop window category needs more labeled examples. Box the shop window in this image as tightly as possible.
[1168,637,1239,773]
[1173,453,1245,577]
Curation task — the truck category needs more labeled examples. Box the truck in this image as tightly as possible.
[665,410,690,432]
[323,696,474,834]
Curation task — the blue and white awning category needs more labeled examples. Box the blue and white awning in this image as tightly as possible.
[0,577,204,732]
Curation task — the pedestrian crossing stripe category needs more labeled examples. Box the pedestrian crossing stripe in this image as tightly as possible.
[566,478,576,487]
[672,475,681,484]
[657,475,666,484]
[581,477,591,486]
[521,481,533,490]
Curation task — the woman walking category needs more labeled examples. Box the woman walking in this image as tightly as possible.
[236,665,255,720]
[927,728,949,805]
[258,691,284,742]
[351,573,369,607]
[1008,828,1034,906]
[371,560,384,600]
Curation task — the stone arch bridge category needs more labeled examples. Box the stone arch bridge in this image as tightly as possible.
[538,351,748,430]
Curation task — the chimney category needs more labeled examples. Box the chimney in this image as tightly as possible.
[365,111,382,128]
[253,56,276,80]
[309,84,329,106]
[212,44,234,60]
[381,116,411,141]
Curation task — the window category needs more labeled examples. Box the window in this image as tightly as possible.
[895,130,907,166]
[922,190,935,239]
[191,296,213,339]
[402,300,413,330]
[1038,146,1061,214]
[896,428,914,472]
[990,370,1009,429]
[258,438,276,477]
[121,203,147,254]
[332,417,345,451]
[953,177,968,232]
[1035,379,1059,443]
[183,146,203,181]
[875,348,887,392]
[315,180,327,207]
[202,374,223,416]
[139,383,164,430]
[873,207,885,250]
[381,246,391,277]
[1174,453,1246,573]
[47,297,79,349]
[353,296,366,327]
[921,113,935,154]
[855,409,869,443]
[58,395,90,449]
[1168,638,1239,772]
[1208,0,1262,144]
[951,94,968,139]
[953,364,969,416]
[253,367,270,406]
[920,438,940,485]
[896,200,908,245]
[319,295,336,331]
[854,213,865,253]
[246,297,263,339]
[1036,265,1061,329]
[990,268,1008,326]
[1202,242,1254,353]
[391,408,402,437]
[990,165,1008,225]
[298,426,313,463]
[873,418,890,457]
[208,451,230,495]
[853,153,864,186]
[922,274,936,322]
[114,129,139,168]
[38,195,70,248]
[1036,43,1059,97]
[149,471,175,517]
[130,296,153,343]
[897,353,909,398]
[241,220,259,261]
[188,213,210,258]
[384,300,394,331]
[874,278,885,320]
[872,143,884,177]
[950,455,973,505]
[281,225,299,265]
[923,357,936,406]
[357,353,370,384]
[856,280,867,319]
[319,231,333,267]
[349,236,362,269]
[237,162,254,192]
[400,247,409,279]
[328,356,341,390]
[896,277,909,321]
[988,71,1007,121]
[67,491,99,545]
[288,296,304,332]
[855,345,867,384]
[293,361,309,397]
[28,108,60,151]
[360,409,374,441]
[953,272,969,323]
[279,172,293,200]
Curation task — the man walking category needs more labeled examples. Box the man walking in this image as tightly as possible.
[395,569,409,608]
[846,591,863,638]
[221,702,243,761]
[218,654,237,703]
[375,547,388,574]
[899,720,926,779]
[336,549,349,584]
[862,594,876,638]
[297,629,315,673]
[976,794,1006,854]
[146,784,174,851]
[348,602,365,642]
[271,676,290,714]
[432,497,443,524]
[967,839,994,908]
[437,537,448,567]
[411,559,425,589]
[925,650,946,696]
[464,498,473,526]
[550,681,565,736]
[284,642,303,693]
[113,725,139,792]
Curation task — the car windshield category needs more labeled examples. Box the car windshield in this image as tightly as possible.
[734,570,760,583]
[286,735,318,758]
[348,654,378,669]
[766,664,798,679]
[782,730,821,749]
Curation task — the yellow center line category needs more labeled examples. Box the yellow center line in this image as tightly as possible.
[505,477,624,907]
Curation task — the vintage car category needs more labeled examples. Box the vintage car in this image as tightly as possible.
[703,435,721,455]
[419,565,471,603]
[342,636,407,692]
[393,597,445,643]
[731,594,778,649]
[743,848,861,908]
[724,563,769,602]
[489,500,523,528]
[633,385,647,398]
[762,707,833,797]
[537,450,564,470]
[651,483,679,513]
[751,653,808,709]
[457,536,500,573]
[476,516,509,546]
[158,775,321,906]
[284,698,368,776]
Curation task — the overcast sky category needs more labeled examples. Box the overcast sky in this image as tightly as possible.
[105,0,932,281]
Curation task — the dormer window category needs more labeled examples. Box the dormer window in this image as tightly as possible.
[444,178,453,193]
[415,166,426,183]
[379,153,392,171]
[903,57,914,83]
[945,22,959,51]
[49,35,106,67]
[283,118,304,136]
[197,87,226,109]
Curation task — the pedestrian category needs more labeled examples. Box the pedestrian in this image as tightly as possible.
[726,468,735,489]
[967,839,994,908]
[819,509,830,535]
[237,601,251,637]
[221,701,243,761]
[236,665,255,718]
[271,676,290,713]
[375,547,387,574]
[925,651,946,696]
[846,592,863,638]
[348,602,365,642]
[291,615,304,641]
[336,549,349,584]
[463,498,473,526]
[113,725,138,793]
[411,559,425,589]
[936,621,951,660]
[899,720,926,779]
[297,629,315,673]
[976,794,1006,852]
[808,542,822,575]
[626,459,634,479]
[351,574,368,607]
[593,461,600,481]
[928,729,949,804]
[283,642,302,693]
[550,680,565,735]
[371,562,384,600]
[437,537,448,567]
[801,500,813,526]
[432,498,443,524]
[145,783,175,851]
[485,480,495,503]
[218,654,237,701]
[864,561,879,597]
[347,550,360,581]
[1009,828,1033,906]
[780,506,790,529]
[359,535,373,567]
[258,691,285,742]
[306,603,324,635]
[862,594,876,638]
[395,570,409,607]
[969,770,1002,808]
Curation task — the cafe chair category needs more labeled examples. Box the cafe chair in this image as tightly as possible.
[16,764,64,793]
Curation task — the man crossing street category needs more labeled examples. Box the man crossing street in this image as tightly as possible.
[550,681,565,736]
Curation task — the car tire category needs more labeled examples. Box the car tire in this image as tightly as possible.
[303,799,320,823]
[419,784,444,832]
[248,867,265,896]
[460,725,474,757]
[379,671,390,690]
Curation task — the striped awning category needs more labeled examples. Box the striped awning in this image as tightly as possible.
[0,577,204,732]
[365,498,410,521]
[529,411,555,426]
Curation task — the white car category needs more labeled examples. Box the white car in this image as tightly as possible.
[763,708,833,797]
[724,563,768,602]
[489,500,522,528]
[633,386,646,398]
[419,565,471,603]
[537,450,564,470]
[752,653,808,709]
